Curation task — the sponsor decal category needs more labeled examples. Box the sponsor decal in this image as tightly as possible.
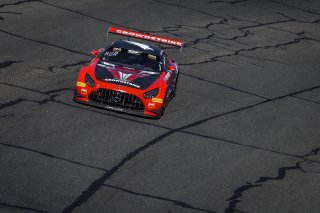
[152,98,163,103]
[148,54,157,60]
[96,61,159,89]
[113,47,121,52]
[125,40,153,51]
[98,61,116,68]
[80,88,87,94]
[128,49,142,55]
[148,102,156,108]
[108,27,184,47]
[76,82,86,87]
[105,51,119,57]
[105,105,124,111]
[105,78,140,89]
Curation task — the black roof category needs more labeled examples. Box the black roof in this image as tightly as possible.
[109,40,163,57]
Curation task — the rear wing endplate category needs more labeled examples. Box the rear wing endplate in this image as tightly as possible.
[108,26,184,51]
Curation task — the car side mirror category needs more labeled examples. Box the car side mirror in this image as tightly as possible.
[91,50,99,56]
[167,65,176,71]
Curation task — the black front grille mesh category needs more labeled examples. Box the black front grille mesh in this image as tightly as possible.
[89,88,144,111]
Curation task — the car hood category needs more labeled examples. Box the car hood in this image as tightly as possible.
[94,61,160,90]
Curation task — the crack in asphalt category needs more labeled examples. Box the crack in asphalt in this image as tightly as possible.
[147,17,317,68]
[153,0,228,21]
[0,0,143,33]
[271,0,320,17]
[0,98,25,110]
[0,113,15,118]
[37,1,139,31]
[0,142,109,172]
[181,72,269,100]
[277,12,320,24]
[0,11,21,15]
[182,131,320,164]
[0,29,91,57]
[0,11,21,20]
[103,184,217,213]
[150,21,250,49]
[149,12,319,68]
[208,0,248,4]
[0,202,52,213]
[0,60,23,69]
[291,96,320,106]
[235,15,320,41]
[34,60,89,73]
[180,36,306,66]
[224,147,320,213]
[60,83,320,212]
[0,0,41,9]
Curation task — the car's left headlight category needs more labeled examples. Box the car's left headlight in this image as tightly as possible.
[144,88,159,99]
[85,73,95,87]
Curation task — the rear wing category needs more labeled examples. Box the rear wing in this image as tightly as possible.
[108,26,184,51]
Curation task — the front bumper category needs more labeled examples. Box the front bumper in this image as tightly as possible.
[74,88,163,118]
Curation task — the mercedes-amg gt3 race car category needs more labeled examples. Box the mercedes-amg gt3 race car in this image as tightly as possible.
[74,26,184,118]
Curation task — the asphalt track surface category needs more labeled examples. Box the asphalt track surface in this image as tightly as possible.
[1,0,320,212]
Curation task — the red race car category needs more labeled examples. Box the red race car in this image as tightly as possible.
[74,26,184,118]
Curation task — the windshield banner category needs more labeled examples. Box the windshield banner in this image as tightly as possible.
[108,26,184,47]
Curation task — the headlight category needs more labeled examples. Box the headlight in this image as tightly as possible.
[85,74,95,87]
[144,88,159,99]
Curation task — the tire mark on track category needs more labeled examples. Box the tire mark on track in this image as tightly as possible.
[0,202,52,213]
[292,96,320,106]
[103,184,217,213]
[0,142,109,172]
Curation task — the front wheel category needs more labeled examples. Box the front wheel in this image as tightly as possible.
[173,73,179,97]
[158,89,168,118]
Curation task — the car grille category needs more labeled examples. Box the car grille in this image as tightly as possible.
[89,88,144,111]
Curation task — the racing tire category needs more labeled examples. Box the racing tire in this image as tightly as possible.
[173,73,179,97]
[159,89,169,118]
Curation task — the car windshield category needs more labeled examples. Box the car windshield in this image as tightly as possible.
[101,47,162,72]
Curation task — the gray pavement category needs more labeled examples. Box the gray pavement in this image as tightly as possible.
[1,0,320,212]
